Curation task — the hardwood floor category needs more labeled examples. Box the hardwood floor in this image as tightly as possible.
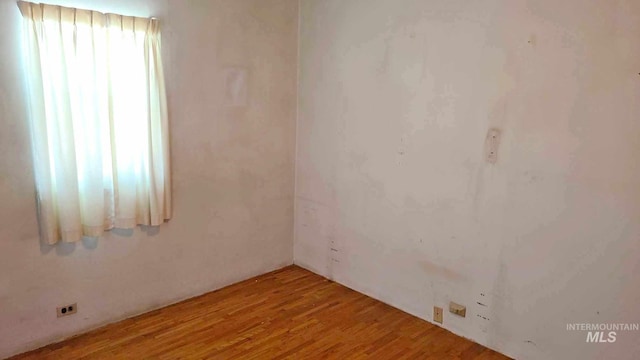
[10,266,510,359]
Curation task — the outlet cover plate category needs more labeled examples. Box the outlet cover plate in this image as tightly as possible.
[57,303,77,318]
[434,306,443,324]
[449,301,466,317]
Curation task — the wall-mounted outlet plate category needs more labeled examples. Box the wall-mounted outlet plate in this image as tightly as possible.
[449,301,466,317]
[57,303,77,318]
[434,306,443,324]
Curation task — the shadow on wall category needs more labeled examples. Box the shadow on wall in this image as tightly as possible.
[38,225,162,256]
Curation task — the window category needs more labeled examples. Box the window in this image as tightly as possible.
[19,1,171,244]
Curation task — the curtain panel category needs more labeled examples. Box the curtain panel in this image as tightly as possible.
[18,1,171,244]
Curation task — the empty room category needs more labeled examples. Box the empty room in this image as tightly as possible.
[0,0,638,359]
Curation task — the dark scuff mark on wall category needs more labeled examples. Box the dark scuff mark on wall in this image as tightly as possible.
[524,340,538,347]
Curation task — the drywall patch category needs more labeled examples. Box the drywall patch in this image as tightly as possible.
[378,36,391,74]
[420,259,466,282]
[0,89,5,115]
[485,128,501,164]
[222,67,248,107]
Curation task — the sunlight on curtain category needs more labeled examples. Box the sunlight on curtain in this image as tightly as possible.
[18,1,171,244]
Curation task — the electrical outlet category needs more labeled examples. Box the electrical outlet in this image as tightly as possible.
[57,303,77,318]
[433,306,443,324]
[449,301,466,317]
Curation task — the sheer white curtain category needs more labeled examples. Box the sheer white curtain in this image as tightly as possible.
[18,1,171,244]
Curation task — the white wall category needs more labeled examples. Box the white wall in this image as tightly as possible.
[0,0,298,357]
[295,0,640,359]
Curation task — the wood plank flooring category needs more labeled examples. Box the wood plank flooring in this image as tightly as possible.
[10,266,510,359]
